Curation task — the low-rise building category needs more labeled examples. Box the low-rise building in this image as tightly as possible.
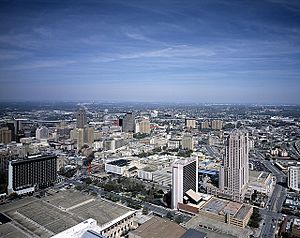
[198,197,253,228]
[248,170,275,195]
[129,216,186,238]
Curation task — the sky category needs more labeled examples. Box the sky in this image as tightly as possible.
[0,0,300,104]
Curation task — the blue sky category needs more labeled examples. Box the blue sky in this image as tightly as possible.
[0,0,300,103]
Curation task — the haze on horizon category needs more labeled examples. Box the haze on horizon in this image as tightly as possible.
[0,0,300,104]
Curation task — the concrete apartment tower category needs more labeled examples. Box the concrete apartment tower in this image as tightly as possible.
[219,129,249,202]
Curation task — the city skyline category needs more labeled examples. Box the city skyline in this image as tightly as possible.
[0,0,300,103]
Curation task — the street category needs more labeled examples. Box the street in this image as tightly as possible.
[254,151,287,238]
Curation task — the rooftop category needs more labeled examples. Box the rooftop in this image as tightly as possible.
[0,189,133,237]
[234,205,252,220]
[180,228,207,238]
[11,154,57,164]
[223,202,242,215]
[173,158,196,167]
[107,159,129,167]
[130,216,186,238]
[200,197,252,220]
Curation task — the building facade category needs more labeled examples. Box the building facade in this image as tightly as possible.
[219,129,249,202]
[185,118,196,129]
[0,127,12,144]
[122,112,135,133]
[35,126,49,140]
[76,107,87,129]
[288,166,300,192]
[172,158,198,209]
[137,118,151,134]
[181,135,194,150]
[7,154,57,195]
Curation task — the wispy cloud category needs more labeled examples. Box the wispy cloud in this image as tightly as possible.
[93,45,217,62]
[0,33,40,49]
[0,0,300,103]
[0,49,31,60]
[3,59,76,70]
[34,27,53,38]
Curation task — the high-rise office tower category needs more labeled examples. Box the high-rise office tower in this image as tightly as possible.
[171,158,198,209]
[288,166,300,192]
[122,112,135,133]
[76,107,87,129]
[14,118,26,142]
[219,129,249,202]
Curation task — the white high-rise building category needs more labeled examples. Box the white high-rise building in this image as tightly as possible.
[219,129,249,202]
[171,158,198,209]
[35,126,49,140]
[288,166,300,192]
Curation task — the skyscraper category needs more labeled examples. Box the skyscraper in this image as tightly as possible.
[122,112,135,133]
[171,158,198,209]
[76,107,87,129]
[14,118,26,142]
[219,129,249,202]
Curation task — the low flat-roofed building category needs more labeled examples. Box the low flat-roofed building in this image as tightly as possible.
[137,166,157,181]
[180,228,207,238]
[105,159,139,177]
[152,167,172,187]
[128,216,186,238]
[52,218,104,238]
[178,190,212,215]
[198,197,253,228]
[0,189,136,238]
[248,170,274,195]
[230,204,253,228]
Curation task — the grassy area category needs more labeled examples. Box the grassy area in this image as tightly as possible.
[248,208,262,228]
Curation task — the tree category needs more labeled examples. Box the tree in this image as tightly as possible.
[163,191,172,208]
[251,190,258,201]
[8,192,20,200]
[174,215,183,224]
[142,207,149,215]
[248,208,262,228]
[166,211,173,219]
[83,177,92,185]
